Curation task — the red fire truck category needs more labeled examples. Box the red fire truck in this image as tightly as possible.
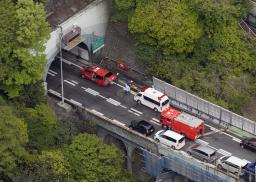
[80,65,117,86]
[160,107,205,141]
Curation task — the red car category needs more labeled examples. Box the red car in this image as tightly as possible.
[80,65,117,86]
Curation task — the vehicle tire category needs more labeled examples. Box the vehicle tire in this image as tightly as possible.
[155,139,160,143]
[154,108,158,112]
[217,164,223,170]
[136,100,141,105]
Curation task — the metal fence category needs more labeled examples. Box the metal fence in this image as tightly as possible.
[153,77,256,135]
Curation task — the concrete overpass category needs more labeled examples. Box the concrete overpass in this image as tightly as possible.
[44,0,110,80]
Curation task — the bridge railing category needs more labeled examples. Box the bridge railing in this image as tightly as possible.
[153,77,256,135]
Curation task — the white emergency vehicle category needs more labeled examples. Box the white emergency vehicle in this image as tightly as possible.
[134,87,169,112]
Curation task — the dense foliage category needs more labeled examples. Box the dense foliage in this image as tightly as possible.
[0,0,50,97]
[113,0,256,112]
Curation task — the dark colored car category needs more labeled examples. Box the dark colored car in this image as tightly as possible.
[242,160,256,182]
[187,144,218,163]
[129,120,155,136]
[240,138,256,151]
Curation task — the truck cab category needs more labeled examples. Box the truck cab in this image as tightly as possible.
[80,65,117,86]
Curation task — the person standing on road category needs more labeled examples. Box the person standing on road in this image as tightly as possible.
[124,83,130,95]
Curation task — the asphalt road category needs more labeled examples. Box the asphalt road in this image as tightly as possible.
[46,59,256,162]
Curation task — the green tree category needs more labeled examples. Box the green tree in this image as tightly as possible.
[0,0,50,97]
[0,106,28,178]
[64,134,127,182]
[12,150,71,182]
[129,0,203,56]
[23,104,57,151]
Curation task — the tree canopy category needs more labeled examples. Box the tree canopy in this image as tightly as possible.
[0,0,50,97]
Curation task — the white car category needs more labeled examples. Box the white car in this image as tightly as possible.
[154,130,185,150]
[217,156,249,176]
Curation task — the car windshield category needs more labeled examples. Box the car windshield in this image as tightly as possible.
[178,137,185,143]
[105,72,113,78]
[162,99,169,106]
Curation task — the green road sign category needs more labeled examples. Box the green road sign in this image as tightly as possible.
[92,37,105,53]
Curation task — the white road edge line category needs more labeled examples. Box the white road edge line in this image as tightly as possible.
[48,89,61,96]
[49,69,57,74]
[98,95,107,99]
[120,105,127,109]
[64,80,76,86]
[130,108,143,115]
[128,110,140,116]
[112,119,126,126]
[62,58,83,69]
[69,99,82,106]
[150,120,161,126]
[91,109,104,116]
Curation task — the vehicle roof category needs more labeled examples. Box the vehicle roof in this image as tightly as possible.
[163,130,184,140]
[142,88,169,101]
[161,107,181,119]
[90,65,109,77]
[175,112,204,127]
[194,145,216,154]
[138,120,153,128]
[226,156,249,167]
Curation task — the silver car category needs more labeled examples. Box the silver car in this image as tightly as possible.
[187,144,217,163]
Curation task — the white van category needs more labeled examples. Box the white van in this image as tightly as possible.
[134,87,169,112]
[154,130,185,150]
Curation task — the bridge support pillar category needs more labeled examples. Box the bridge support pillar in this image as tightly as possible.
[126,144,135,175]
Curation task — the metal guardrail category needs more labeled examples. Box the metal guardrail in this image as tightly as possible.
[153,77,256,136]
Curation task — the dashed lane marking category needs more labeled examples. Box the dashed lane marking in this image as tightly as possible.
[47,72,55,76]
[61,58,83,69]
[48,89,61,96]
[217,149,232,156]
[106,98,121,106]
[130,108,143,115]
[151,118,160,123]
[64,80,76,86]
[150,120,161,126]
[84,88,99,96]
[69,99,82,106]
[120,105,127,109]
[128,109,140,116]
[91,109,104,116]
[70,80,78,85]
[49,69,57,75]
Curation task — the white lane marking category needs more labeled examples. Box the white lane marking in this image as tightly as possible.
[85,88,99,96]
[48,89,61,96]
[91,109,104,116]
[205,123,242,143]
[150,120,161,126]
[106,98,120,106]
[195,139,209,146]
[61,58,83,69]
[128,109,140,116]
[69,99,82,106]
[64,80,76,86]
[47,72,55,76]
[70,80,78,84]
[120,105,127,109]
[152,118,160,123]
[81,86,87,90]
[49,69,57,75]
[217,149,232,156]
[98,94,107,99]
[130,108,143,115]
[112,119,126,126]
[232,137,241,143]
